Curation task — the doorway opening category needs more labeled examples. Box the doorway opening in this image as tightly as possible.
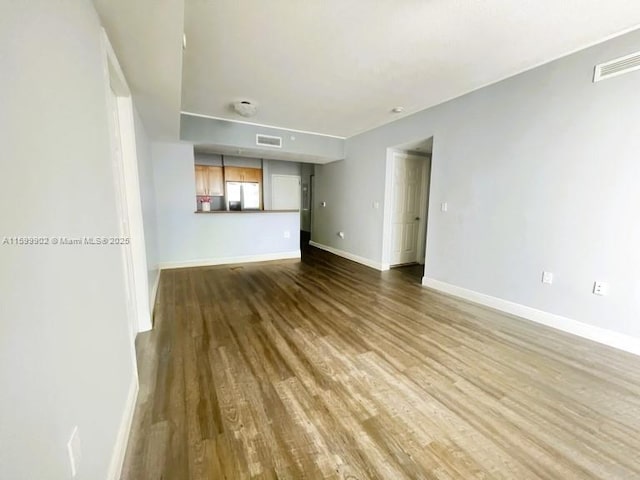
[301,164,315,248]
[382,137,433,282]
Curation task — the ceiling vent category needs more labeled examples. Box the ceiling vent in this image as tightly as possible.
[594,51,640,82]
[256,134,282,148]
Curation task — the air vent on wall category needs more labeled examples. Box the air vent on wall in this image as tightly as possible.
[593,51,640,82]
[256,134,282,148]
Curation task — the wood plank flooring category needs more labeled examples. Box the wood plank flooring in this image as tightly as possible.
[121,246,640,479]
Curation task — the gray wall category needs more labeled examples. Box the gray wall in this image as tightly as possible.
[193,152,265,169]
[0,1,136,478]
[194,152,223,166]
[152,143,300,267]
[181,114,345,163]
[314,29,640,338]
[134,108,160,308]
[223,155,262,169]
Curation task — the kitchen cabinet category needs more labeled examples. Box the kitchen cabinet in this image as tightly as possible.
[223,166,243,182]
[243,168,263,183]
[194,165,224,196]
[208,167,224,195]
[224,167,262,183]
[195,165,208,195]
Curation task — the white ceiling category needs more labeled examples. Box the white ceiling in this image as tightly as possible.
[181,0,640,138]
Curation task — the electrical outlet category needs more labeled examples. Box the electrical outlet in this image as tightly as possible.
[283,230,290,239]
[338,232,345,239]
[542,271,553,285]
[593,281,608,296]
[67,426,81,477]
[441,202,448,212]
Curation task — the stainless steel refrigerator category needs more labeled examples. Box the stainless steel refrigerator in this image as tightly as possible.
[226,182,260,210]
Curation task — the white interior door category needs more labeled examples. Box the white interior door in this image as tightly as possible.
[272,175,301,210]
[390,153,424,265]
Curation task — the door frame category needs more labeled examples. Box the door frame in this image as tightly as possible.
[101,30,152,335]
[416,156,431,265]
[309,173,315,236]
[382,147,432,269]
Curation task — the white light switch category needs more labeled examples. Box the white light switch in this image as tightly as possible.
[441,202,448,212]
[320,201,327,207]
[593,281,608,296]
[372,201,380,209]
[542,271,553,285]
[283,230,290,239]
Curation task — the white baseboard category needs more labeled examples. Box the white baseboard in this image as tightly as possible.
[422,277,640,356]
[159,250,301,270]
[107,374,139,480]
[309,241,389,271]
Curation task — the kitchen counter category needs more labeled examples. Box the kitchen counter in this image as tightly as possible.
[194,210,299,214]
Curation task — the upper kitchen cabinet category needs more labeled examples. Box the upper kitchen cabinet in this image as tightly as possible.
[195,165,208,195]
[195,165,224,196]
[225,166,262,183]
[243,168,263,183]
[208,167,224,195]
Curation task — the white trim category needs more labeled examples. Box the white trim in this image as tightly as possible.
[102,31,129,96]
[117,97,152,333]
[309,241,390,271]
[102,29,152,334]
[148,268,161,330]
[381,148,395,269]
[416,155,431,265]
[107,374,139,480]
[422,277,640,356]
[159,250,301,270]
[180,111,346,139]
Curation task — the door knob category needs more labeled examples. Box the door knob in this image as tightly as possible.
[415,217,420,221]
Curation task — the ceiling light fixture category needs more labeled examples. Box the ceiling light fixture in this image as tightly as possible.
[233,100,257,117]
[392,106,404,113]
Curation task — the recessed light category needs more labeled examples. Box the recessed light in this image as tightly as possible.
[392,106,404,113]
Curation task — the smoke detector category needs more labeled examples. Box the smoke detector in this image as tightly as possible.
[233,100,257,117]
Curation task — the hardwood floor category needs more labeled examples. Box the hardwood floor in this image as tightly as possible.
[121,247,640,479]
